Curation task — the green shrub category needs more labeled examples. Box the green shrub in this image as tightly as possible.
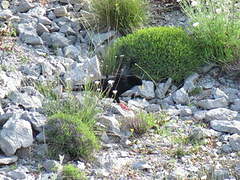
[91,0,149,35]
[62,164,87,180]
[180,0,240,65]
[46,112,100,160]
[103,27,204,83]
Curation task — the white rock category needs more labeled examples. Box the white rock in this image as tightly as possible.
[111,104,135,118]
[0,114,33,156]
[1,0,10,9]
[137,80,155,99]
[145,104,161,113]
[128,98,150,109]
[196,97,228,110]
[38,16,52,25]
[210,120,240,134]
[172,88,189,105]
[193,110,207,121]
[21,112,47,132]
[37,23,49,35]
[212,88,229,100]
[0,10,12,21]
[98,115,121,135]
[205,108,238,122]
[0,155,18,165]
[155,78,172,99]
[132,161,152,170]
[27,6,46,17]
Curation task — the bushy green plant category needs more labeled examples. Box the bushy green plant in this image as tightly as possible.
[103,27,204,83]
[46,112,100,160]
[180,0,240,65]
[91,0,149,35]
[62,164,87,180]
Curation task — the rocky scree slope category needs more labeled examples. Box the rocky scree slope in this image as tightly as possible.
[0,0,239,179]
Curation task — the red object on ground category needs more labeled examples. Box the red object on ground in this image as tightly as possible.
[119,103,130,111]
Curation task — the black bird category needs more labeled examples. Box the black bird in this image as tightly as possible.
[73,75,143,103]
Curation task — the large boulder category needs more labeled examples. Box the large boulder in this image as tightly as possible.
[205,108,238,122]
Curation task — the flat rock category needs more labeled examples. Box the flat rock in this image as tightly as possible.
[205,108,238,122]
[0,155,18,165]
[210,120,240,134]
[0,9,12,21]
[137,80,155,99]
[196,97,228,109]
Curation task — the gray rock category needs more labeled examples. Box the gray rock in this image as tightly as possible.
[145,104,161,113]
[49,32,70,48]
[230,99,240,111]
[38,16,52,25]
[212,88,229,100]
[155,78,172,99]
[210,120,240,134]
[221,144,233,153]
[0,114,33,156]
[36,132,46,142]
[128,98,150,109]
[177,105,193,117]
[27,6,46,17]
[209,168,230,180]
[0,10,12,21]
[172,88,189,105]
[132,161,152,170]
[98,115,121,135]
[0,71,22,99]
[7,166,32,180]
[63,45,80,59]
[235,163,240,176]
[0,155,18,165]
[221,87,240,103]
[229,134,240,151]
[8,90,42,109]
[65,55,101,85]
[21,112,47,132]
[137,80,155,99]
[1,0,10,9]
[37,23,49,35]
[183,73,199,92]
[18,23,43,45]
[189,127,220,140]
[193,110,207,121]
[111,104,135,118]
[43,160,62,172]
[196,97,228,110]
[54,7,68,17]
[60,25,76,35]
[205,108,238,122]
[91,31,116,47]
[17,0,34,13]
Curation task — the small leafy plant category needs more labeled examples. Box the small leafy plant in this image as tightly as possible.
[91,0,149,35]
[103,27,204,83]
[179,0,240,65]
[62,164,87,180]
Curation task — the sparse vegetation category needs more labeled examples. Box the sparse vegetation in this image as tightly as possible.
[180,0,240,65]
[62,164,87,180]
[91,0,149,35]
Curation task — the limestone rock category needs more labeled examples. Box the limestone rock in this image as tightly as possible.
[205,108,238,122]
[155,78,172,99]
[172,88,189,105]
[0,114,33,156]
[210,120,240,134]
[196,97,228,110]
[0,155,18,165]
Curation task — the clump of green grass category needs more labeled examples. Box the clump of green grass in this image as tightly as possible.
[91,0,149,35]
[180,0,240,65]
[62,164,87,180]
[103,26,205,83]
[122,112,169,136]
[46,112,100,160]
